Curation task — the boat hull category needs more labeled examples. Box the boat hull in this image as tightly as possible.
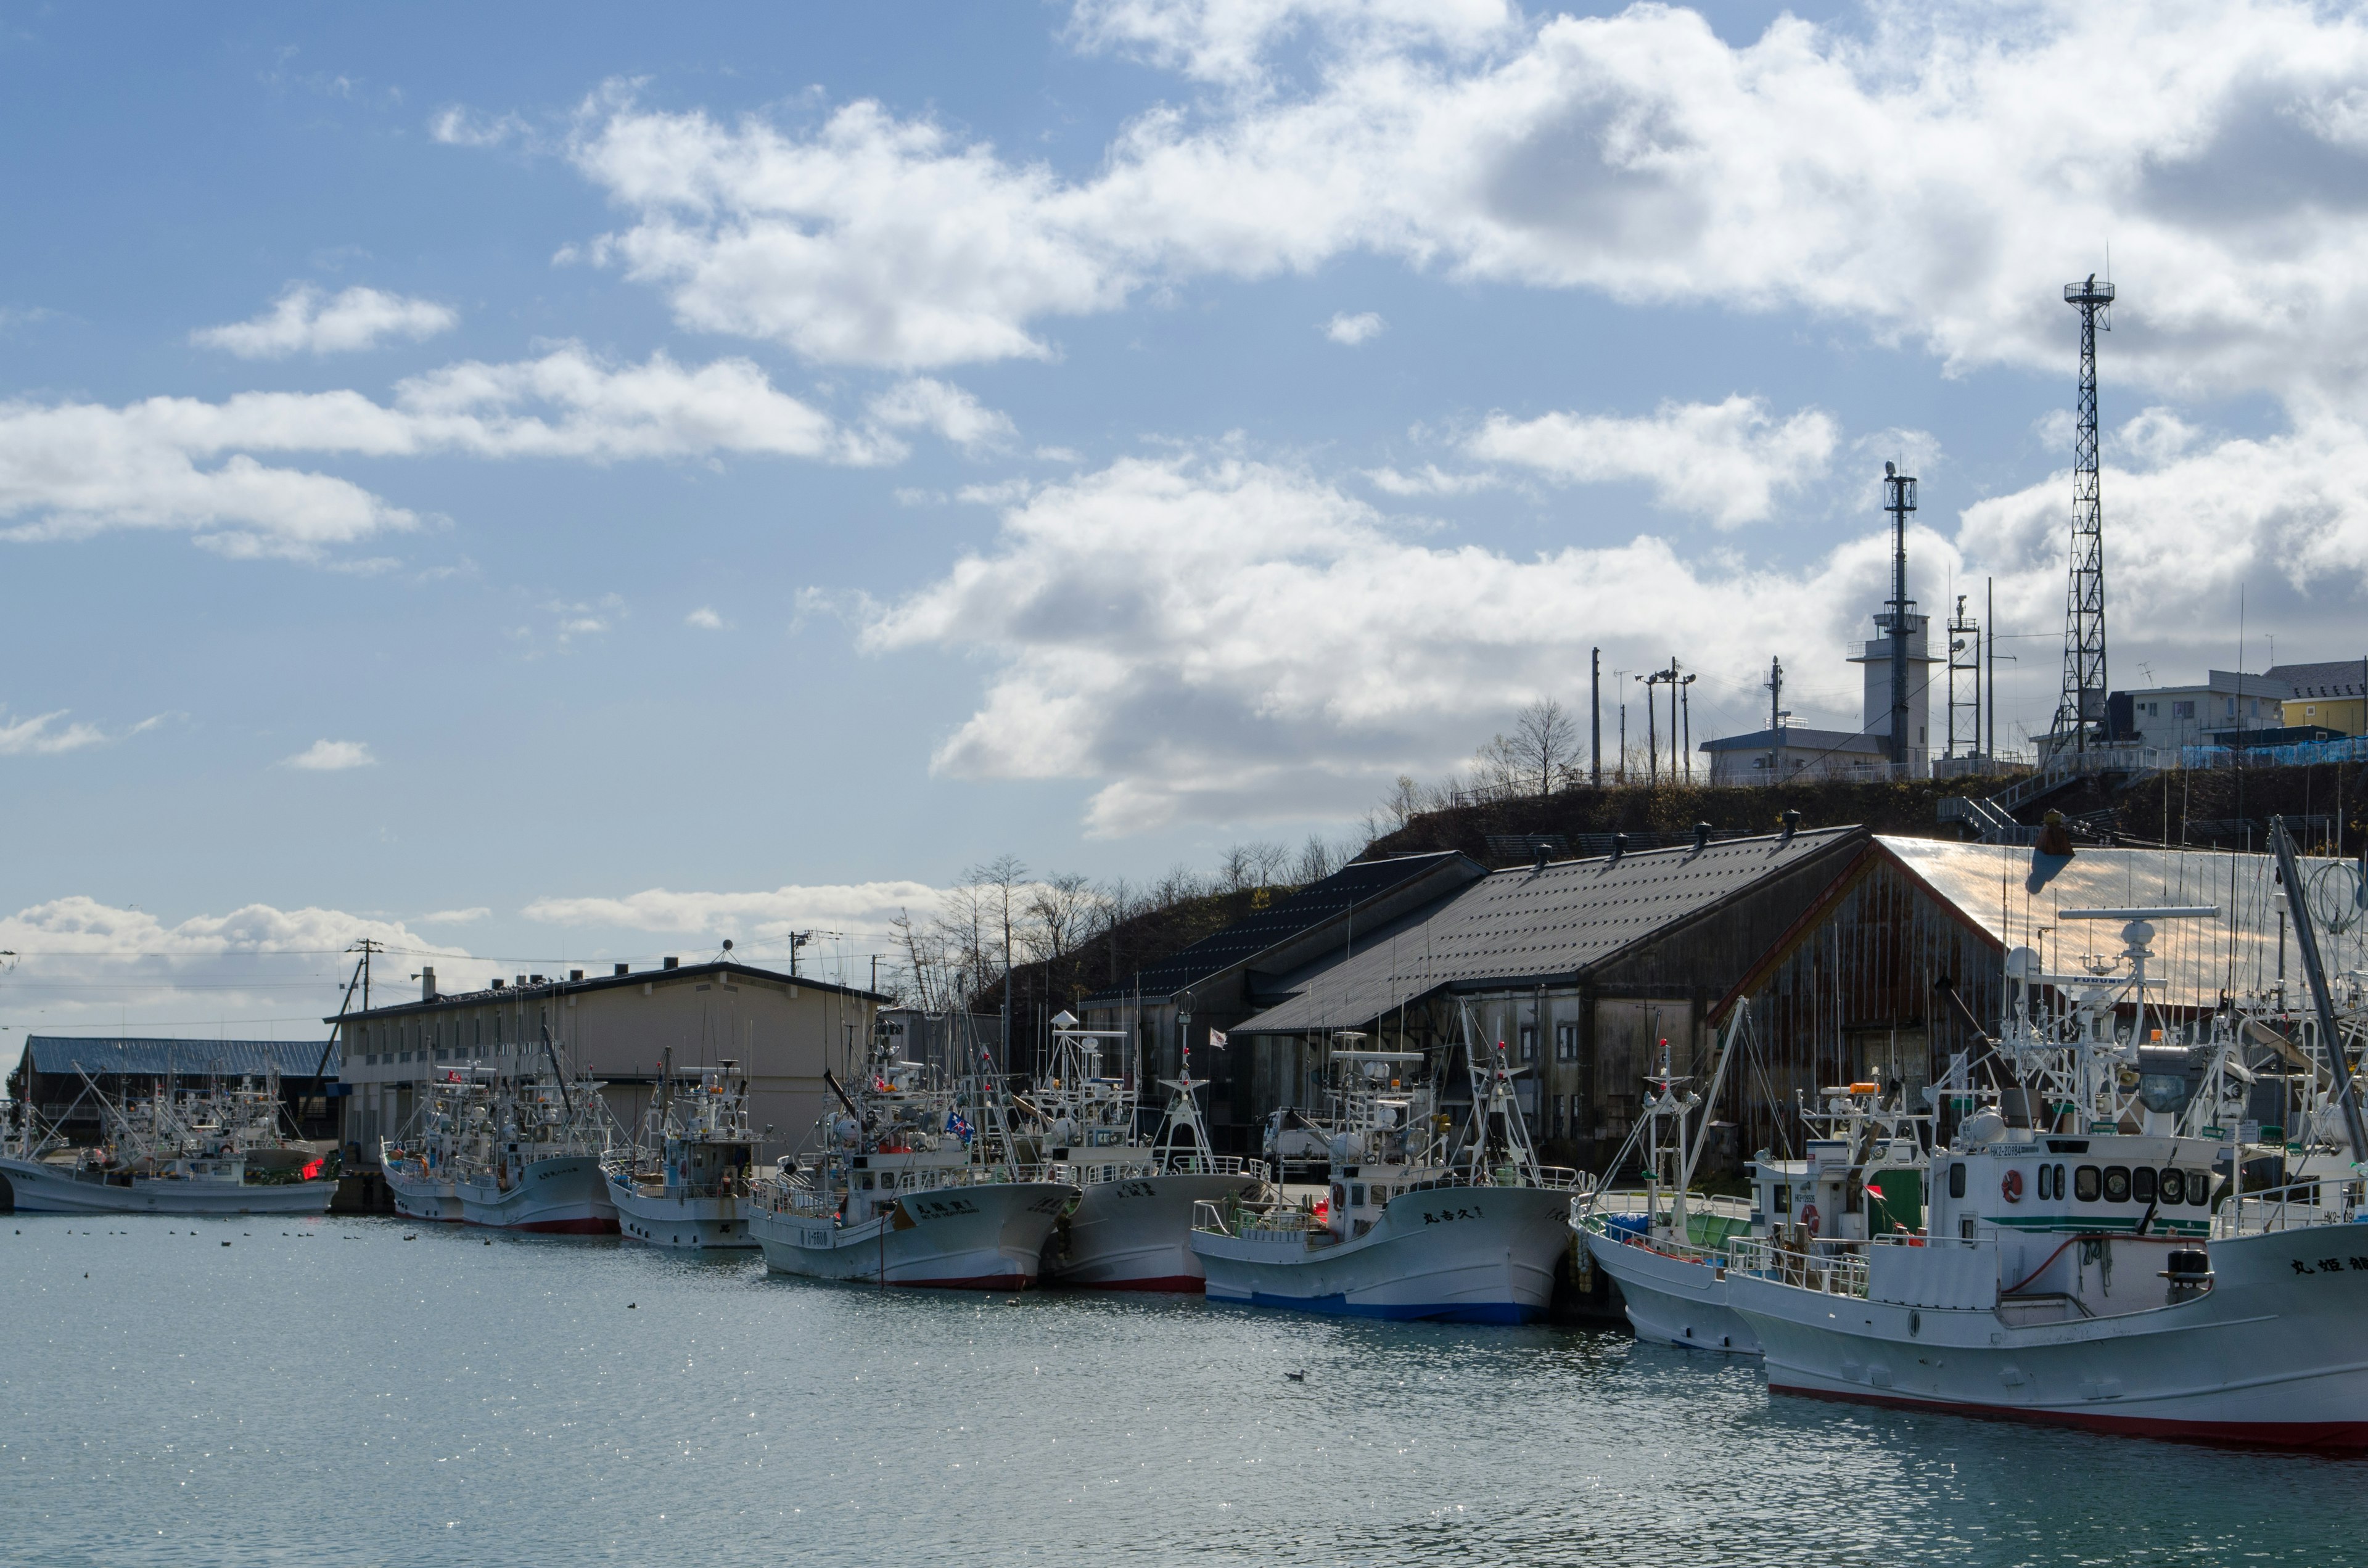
[1583,1228,1761,1354]
[1729,1226,2368,1448]
[750,1181,1074,1287]
[0,1157,332,1216]
[1193,1186,1571,1323]
[612,1181,755,1250]
[1046,1170,1264,1291]
[457,1155,618,1234]
[383,1164,464,1224]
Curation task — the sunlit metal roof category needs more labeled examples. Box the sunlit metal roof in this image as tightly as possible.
[1233,826,1864,1035]
[20,1036,339,1079]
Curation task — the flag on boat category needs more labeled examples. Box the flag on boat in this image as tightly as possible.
[1207,1029,1228,1049]
[945,1109,974,1144]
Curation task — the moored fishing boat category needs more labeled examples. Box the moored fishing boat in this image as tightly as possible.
[0,1067,335,1216]
[607,1056,761,1250]
[1190,1010,1589,1323]
[1727,819,2368,1447]
[746,1024,1075,1287]
[1027,1016,1268,1291]
[380,1072,481,1224]
[448,1034,619,1234]
[1576,1004,1928,1355]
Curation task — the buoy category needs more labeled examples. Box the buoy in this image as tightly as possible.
[2001,1168,2025,1204]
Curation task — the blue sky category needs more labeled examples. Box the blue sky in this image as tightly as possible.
[4,0,2364,1037]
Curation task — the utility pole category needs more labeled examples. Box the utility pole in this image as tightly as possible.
[347,937,382,1012]
[1590,647,1601,787]
[2052,273,2115,757]
[1616,676,1629,786]
[1638,671,1663,786]
[1986,577,1996,760]
[1679,671,1695,783]
[1765,656,1786,780]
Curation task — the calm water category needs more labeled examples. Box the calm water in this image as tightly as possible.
[0,1214,2358,1567]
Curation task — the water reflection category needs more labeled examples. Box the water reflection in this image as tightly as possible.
[0,1215,2356,1567]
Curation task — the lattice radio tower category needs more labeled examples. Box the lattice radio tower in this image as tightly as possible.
[2050,274,2115,755]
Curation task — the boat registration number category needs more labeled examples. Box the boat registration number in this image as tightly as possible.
[1421,1204,1485,1225]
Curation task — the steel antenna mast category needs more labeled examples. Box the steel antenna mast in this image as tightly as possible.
[1882,462,1917,771]
[2052,273,2115,756]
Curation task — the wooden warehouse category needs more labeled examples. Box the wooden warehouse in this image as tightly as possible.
[1227,824,1868,1171]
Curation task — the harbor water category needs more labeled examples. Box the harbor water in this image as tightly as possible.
[2,1215,2359,1567]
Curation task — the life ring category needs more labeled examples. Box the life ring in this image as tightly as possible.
[2001,1168,2025,1204]
[1800,1202,1820,1238]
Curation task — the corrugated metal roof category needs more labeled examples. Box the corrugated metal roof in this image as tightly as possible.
[1093,852,1469,1003]
[22,1036,339,1078]
[1878,836,2366,1006]
[1234,826,1863,1034]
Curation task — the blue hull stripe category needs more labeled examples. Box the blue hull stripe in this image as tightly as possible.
[1226,1290,1539,1325]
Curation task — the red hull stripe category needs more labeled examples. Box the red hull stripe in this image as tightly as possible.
[1054,1275,1206,1294]
[1771,1381,2368,1450]
[891,1273,1035,1290]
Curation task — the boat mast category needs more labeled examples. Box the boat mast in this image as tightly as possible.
[2272,815,2368,1167]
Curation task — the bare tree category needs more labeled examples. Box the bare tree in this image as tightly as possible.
[1023,872,1104,962]
[1292,833,1337,885]
[1513,697,1577,798]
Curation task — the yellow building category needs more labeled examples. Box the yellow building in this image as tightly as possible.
[2272,659,2368,737]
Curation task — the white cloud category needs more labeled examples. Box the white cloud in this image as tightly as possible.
[1468,396,1838,527]
[429,105,531,149]
[1323,310,1385,345]
[850,435,2368,832]
[548,4,2368,411]
[0,709,105,755]
[523,880,950,940]
[192,285,459,359]
[420,906,491,924]
[0,895,475,1035]
[0,346,884,561]
[1068,0,1518,85]
[281,739,376,771]
[866,377,1018,452]
[684,605,727,630]
[1362,463,1498,496]
[857,451,1925,833]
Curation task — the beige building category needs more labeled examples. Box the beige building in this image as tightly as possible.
[329,958,884,1168]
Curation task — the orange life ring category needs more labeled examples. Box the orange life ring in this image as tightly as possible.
[2001,1168,2024,1204]
[1800,1203,1820,1237]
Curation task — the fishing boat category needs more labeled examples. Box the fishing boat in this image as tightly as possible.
[0,1067,335,1216]
[607,1056,762,1250]
[1725,818,2368,1447]
[745,1023,1075,1287]
[1189,1010,1589,1323]
[446,1034,619,1234]
[380,1072,482,1224]
[1027,1016,1268,1291]
[1576,1005,1928,1355]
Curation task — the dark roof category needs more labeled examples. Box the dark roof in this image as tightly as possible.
[1234,826,1864,1035]
[1093,853,1468,1004]
[2266,660,2368,699]
[22,1036,339,1078]
[332,958,886,1024]
[1700,726,1883,755]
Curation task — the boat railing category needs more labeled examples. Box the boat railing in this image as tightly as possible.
[1193,1194,1327,1242]
[2216,1178,2362,1238]
[1157,1153,1272,1182]
[1728,1234,1870,1297]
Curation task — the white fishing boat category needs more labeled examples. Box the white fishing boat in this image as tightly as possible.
[445,1035,619,1234]
[0,1068,335,1216]
[746,1024,1075,1287]
[380,1072,481,1224]
[607,1057,762,1250]
[1727,820,2368,1447]
[1576,1006,1928,1355]
[1027,1016,1267,1291]
[1190,1011,1589,1323]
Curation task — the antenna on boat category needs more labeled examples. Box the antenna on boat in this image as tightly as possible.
[2272,816,2368,1168]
